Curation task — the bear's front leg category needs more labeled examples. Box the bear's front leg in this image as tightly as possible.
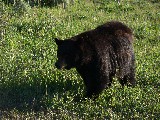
[85,79,109,99]
[76,65,111,99]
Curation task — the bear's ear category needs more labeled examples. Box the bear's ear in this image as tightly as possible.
[55,38,63,45]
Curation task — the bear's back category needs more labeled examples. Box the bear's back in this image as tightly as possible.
[71,21,133,55]
[96,21,132,35]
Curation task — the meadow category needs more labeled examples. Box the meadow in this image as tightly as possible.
[0,0,160,119]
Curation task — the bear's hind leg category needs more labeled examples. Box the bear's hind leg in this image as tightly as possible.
[127,69,136,87]
[119,67,136,87]
[119,53,136,87]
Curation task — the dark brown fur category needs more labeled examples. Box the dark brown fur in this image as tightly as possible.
[55,21,136,99]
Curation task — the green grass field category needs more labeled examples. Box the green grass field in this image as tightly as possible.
[0,0,160,119]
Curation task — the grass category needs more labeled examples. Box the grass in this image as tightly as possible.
[0,0,160,119]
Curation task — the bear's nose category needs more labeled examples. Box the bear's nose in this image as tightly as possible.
[55,62,61,69]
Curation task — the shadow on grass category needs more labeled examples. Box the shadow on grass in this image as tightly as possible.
[0,76,82,112]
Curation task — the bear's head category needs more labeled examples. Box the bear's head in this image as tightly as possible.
[55,38,79,70]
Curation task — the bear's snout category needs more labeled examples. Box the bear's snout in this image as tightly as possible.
[55,60,67,70]
[55,61,71,70]
[55,62,62,69]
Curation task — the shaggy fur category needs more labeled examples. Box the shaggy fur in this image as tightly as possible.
[55,21,136,98]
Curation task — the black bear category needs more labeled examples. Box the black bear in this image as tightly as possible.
[55,21,136,98]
